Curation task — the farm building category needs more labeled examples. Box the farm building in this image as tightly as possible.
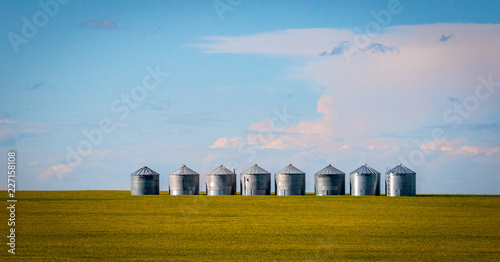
[130,166,160,195]
[169,165,200,195]
[350,164,380,196]
[275,164,306,196]
[206,165,236,195]
[240,164,271,195]
[385,163,416,196]
[314,164,345,195]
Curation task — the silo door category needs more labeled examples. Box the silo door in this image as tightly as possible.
[219,190,224,195]
[396,189,401,196]
[188,190,193,195]
[361,189,366,195]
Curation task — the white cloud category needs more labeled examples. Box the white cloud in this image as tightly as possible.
[249,118,273,132]
[202,24,500,155]
[214,94,349,152]
[210,137,244,148]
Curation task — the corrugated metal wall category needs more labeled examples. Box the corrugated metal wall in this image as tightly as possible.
[315,174,345,195]
[169,174,199,195]
[206,174,236,195]
[131,175,159,195]
[386,173,416,196]
[241,174,271,195]
[350,173,380,196]
[275,174,305,195]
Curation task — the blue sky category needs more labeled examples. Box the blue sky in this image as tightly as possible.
[1,0,499,193]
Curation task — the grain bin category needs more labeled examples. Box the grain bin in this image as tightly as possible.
[206,165,236,195]
[385,163,416,196]
[240,164,271,195]
[131,166,160,195]
[275,164,306,196]
[349,164,380,196]
[314,164,345,195]
[169,165,200,195]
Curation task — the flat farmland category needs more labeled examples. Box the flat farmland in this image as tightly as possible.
[1,191,499,261]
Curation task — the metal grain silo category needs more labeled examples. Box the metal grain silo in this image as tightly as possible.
[314,164,345,195]
[385,163,416,197]
[206,165,236,195]
[240,164,271,195]
[275,164,306,196]
[349,164,380,196]
[131,166,160,195]
[169,165,200,195]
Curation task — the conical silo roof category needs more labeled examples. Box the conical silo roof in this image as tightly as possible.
[386,163,415,174]
[276,164,305,175]
[208,165,234,175]
[131,166,160,176]
[350,164,380,175]
[171,165,199,175]
[242,164,271,175]
[315,164,345,175]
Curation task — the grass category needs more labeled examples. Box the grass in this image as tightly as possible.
[1,191,499,261]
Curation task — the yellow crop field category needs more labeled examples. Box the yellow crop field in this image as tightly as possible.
[1,191,499,261]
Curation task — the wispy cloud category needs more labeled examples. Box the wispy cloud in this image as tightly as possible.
[364,43,397,54]
[320,42,397,56]
[38,149,111,181]
[152,24,162,34]
[0,119,16,124]
[28,81,46,90]
[0,118,49,145]
[210,137,244,148]
[140,24,163,37]
[440,34,454,42]
[191,28,354,55]
[422,123,500,133]
[320,41,349,56]
[80,18,119,30]
[27,81,56,91]
[38,163,74,180]
[164,112,225,125]
[192,25,498,63]
[421,138,500,156]
[463,123,500,132]
[143,100,170,111]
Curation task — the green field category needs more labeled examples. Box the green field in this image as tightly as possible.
[1,191,499,261]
